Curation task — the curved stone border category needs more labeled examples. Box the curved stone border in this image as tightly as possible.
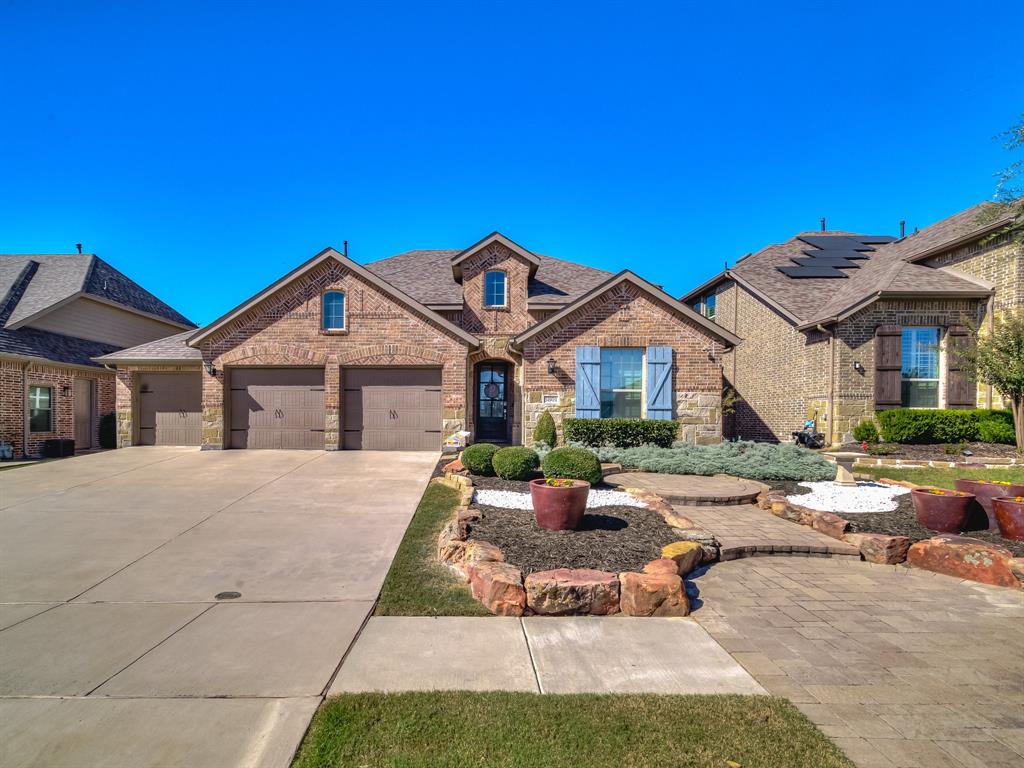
[433,474,713,616]
[605,474,761,507]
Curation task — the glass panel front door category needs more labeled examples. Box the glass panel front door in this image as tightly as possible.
[476,362,509,441]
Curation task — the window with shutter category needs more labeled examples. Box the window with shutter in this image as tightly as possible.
[945,326,976,409]
[874,325,902,409]
[574,347,601,418]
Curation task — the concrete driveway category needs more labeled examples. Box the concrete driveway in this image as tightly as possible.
[0,447,438,768]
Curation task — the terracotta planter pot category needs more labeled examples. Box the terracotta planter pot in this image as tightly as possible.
[911,487,975,534]
[992,497,1024,541]
[530,478,590,531]
[955,480,1024,530]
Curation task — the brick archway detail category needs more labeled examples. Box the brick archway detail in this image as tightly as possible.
[217,343,329,366]
[337,344,445,366]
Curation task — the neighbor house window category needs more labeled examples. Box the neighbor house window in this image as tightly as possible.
[690,292,716,319]
[322,291,345,330]
[600,348,643,418]
[484,271,507,307]
[901,327,939,408]
[29,385,52,432]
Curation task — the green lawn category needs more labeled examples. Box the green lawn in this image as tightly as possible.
[858,465,1024,489]
[293,692,854,768]
[374,480,489,616]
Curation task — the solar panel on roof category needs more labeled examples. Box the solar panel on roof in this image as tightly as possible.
[791,256,860,268]
[800,249,871,260]
[778,266,850,278]
[797,235,875,251]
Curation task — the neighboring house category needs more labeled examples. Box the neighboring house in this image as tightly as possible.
[96,233,739,451]
[0,254,194,457]
[680,202,1022,444]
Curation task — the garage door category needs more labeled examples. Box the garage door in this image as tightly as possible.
[229,368,325,449]
[343,368,442,450]
[139,373,202,446]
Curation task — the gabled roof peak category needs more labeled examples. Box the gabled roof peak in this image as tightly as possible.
[450,232,540,281]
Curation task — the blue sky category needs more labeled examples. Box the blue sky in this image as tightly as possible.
[1,1,1021,325]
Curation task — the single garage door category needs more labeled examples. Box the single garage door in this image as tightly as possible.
[229,368,325,449]
[343,368,442,450]
[138,373,202,446]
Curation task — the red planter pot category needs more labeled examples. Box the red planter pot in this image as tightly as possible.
[530,478,590,531]
[992,497,1024,541]
[911,487,975,534]
[954,480,1024,530]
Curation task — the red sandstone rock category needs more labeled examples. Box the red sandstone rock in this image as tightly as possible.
[843,532,911,564]
[443,457,466,474]
[524,568,620,615]
[618,572,690,617]
[1010,558,1024,588]
[643,558,680,576]
[452,540,505,580]
[907,536,1021,589]
[663,512,697,530]
[811,510,851,540]
[468,561,526,616]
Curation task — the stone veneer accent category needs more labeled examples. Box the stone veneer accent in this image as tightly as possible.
[1,358,115,456]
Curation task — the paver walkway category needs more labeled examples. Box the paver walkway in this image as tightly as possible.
[690,556,1024,768]
[604,471,762,504]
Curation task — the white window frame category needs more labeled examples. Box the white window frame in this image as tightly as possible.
[900,327,941,409]
[28,384,53,433]
[598,347,646,419]
[483,270,507,308]
[321,290,346,332]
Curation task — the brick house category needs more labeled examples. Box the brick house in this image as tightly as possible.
[0,254,194,457]
[680,202,1022,445]
[97,233,739,451]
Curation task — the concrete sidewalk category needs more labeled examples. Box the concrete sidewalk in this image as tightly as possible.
[330,615,767,695]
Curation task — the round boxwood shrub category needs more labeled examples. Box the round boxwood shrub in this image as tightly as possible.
[541,445,602,485]
[533,410,557,448]
[492,446,540,480]
[852,419,879,444]
[461,442,499,476]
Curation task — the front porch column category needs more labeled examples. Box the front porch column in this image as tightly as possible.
[324,362,340,450]
[115,369,134,448]
[201,364,225,449]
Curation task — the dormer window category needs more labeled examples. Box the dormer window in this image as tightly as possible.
[484,271,507,308]
[322,291,346,331]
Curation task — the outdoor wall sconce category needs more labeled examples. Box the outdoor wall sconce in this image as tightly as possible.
[204,361,218,377]
[547,358,556,374]
[853,361,865,374]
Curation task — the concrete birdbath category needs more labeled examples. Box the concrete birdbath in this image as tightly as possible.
[823,451,867,487]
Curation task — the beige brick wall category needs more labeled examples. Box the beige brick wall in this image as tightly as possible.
[520,282,725,445]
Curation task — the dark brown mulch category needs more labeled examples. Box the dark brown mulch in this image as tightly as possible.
[842,442,1021,461]
[466,503,680,575]
[768,480,1024,557]
[467,473,542,492]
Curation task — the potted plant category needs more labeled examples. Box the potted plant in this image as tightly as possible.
[992,496,1024,541]
[954,479,1024,529]
[530,477,590,531]
[911,487,975,533]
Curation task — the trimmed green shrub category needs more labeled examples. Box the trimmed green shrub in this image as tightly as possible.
[492,446,540,481]
[978,417,1016,444]
[593,441,836,482]
[99,413,117,449]
[461,443,499,476]
[852,419,879,444]
[877,408,1015,444]
[533,411,557,448]
[563,418,678,448]
[541,445,603,485]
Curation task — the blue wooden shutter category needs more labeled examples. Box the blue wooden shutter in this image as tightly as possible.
[575,346,601,418]
[646,346,673,420]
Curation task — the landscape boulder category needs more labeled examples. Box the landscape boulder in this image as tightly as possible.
[907,536,1021,589]
[667,528,720,563]
[619,571,689,616]
[810,510,850,540]
[443,457,466,474]
[524,568,620,615]
[663,512,697,530]
[642,558,680,576]
[660,541,703,575]
[468,561,527,616]
[843,532,911,565]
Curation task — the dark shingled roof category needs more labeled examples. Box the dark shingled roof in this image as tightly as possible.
[93,330,202,363]
[364,249,614,306]
[1,253,193,327]
[0,326,119,367]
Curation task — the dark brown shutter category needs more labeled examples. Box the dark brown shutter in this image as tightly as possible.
[945,326,976,409]
[874,325,902,409]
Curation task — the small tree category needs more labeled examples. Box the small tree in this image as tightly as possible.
[533,410,557,447]
[951,314,1024,452]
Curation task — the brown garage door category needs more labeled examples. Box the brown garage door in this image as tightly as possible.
[230,368,325,449]
[139,373,202,446]
[343,368,442,450]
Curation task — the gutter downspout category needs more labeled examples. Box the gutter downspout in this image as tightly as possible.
[817,324,836,447]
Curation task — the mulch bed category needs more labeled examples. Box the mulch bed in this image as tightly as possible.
[769,480,1024,557]
[842,442,1021,461]
[463,472,680,574]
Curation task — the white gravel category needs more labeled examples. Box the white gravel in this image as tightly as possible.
[472,488,647,511]
[787,481,911,514]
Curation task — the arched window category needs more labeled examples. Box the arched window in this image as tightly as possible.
[322,291,346,330]
[484,271,507,307]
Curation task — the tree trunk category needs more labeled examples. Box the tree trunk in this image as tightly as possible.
[1015,397,1024,454]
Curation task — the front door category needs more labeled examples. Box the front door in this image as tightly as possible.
[476,362,509,441]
